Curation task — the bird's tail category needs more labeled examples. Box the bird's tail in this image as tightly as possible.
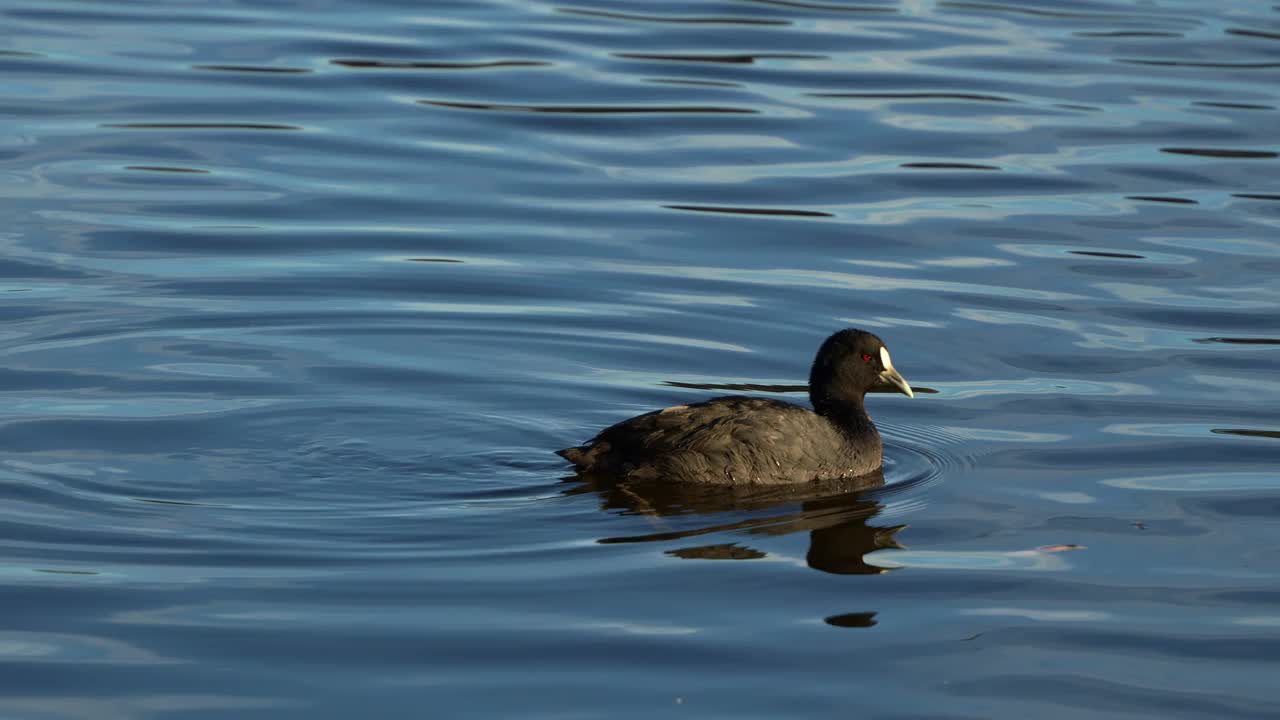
[556,446,587,466]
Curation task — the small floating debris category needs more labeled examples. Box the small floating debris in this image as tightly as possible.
[1037,544,1086,553]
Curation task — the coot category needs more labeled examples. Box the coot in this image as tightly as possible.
[558,328,913,485]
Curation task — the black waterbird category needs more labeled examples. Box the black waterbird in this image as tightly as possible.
[558,329,913,485]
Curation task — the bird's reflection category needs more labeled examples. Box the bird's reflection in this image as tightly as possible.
[563,469,905,575]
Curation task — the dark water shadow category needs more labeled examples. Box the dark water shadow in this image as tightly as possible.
[1127,195,1199,204]
[1226,29,1280,41]
[742,0,896,13]
[901,162,1001,170]
[556,7,790,25]
[824,611,879,628]
[1161,147,1278,159]
[420,100,757,114]
[102,122,302,130]
[1192,101,1275,110]
[1194,336,1280,345]
[332,59,550,70]
[614,52,826,64]
[125,165,211,174]
[564,470,904,575]
[1118,59,1280,69]
[192,64,311,74]
[1075,31,1184,38]
[661,380,940,394]
[810,91,1014,102]
[1211,428,1280,439]
[1068,250,1145,259]
[664,204,833,217]
[940,1,1171,20]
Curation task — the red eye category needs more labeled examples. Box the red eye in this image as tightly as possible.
[862,354,872,362]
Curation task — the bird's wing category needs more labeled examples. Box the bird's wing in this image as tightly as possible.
[576,397,839,482]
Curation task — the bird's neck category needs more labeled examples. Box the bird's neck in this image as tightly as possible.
[812,390,874,433]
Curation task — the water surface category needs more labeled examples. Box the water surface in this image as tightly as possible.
[2,0,1279,717]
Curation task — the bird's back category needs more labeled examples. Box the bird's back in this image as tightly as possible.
[558,396,881,485]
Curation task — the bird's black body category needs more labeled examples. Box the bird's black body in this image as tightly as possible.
[558,329,913,485]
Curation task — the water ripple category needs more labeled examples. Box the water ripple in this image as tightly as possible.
[556,8,791,25]
[332,59,552,70]
[419,100,760,114]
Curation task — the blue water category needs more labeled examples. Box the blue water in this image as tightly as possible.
[3,0,1279,716]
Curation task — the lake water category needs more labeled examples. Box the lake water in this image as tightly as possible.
[3,0,1279,717]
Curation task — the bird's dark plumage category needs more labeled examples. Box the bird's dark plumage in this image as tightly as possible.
[558,328,913,485]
